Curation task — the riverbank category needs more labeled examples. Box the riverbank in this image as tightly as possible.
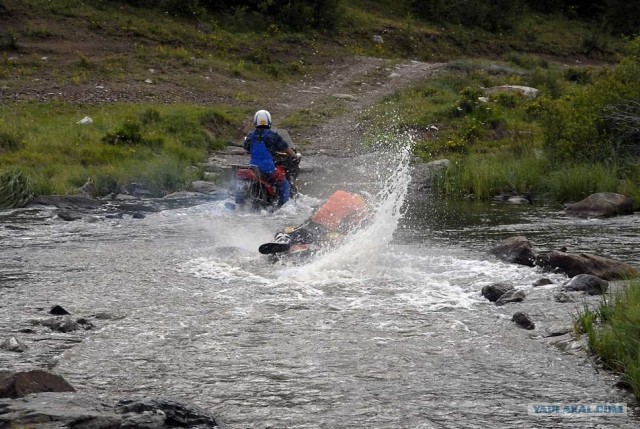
[1,0,632,206]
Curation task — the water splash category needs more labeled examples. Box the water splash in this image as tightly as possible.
[282,133,415,281]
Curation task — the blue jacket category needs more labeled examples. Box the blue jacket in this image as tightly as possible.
[243,128,289,174]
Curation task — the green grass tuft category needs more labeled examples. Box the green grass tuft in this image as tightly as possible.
[575,279,640,400]
[0,169,33,208]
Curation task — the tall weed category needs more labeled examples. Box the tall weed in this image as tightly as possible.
[543,163,620,203]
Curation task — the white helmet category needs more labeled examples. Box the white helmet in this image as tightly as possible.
[253,109,272,128]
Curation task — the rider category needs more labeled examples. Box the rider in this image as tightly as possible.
[244,109,298,207]
[260,190,370,254]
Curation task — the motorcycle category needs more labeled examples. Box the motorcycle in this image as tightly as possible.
[228,151,300,211]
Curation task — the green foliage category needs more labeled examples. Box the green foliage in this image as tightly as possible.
[407,0,523,32]
[0,31,18,51]
[0,169,33,208]
[431,152,547,200]
[161,0,204,17]
[544,37,640,164]
[0,0,9,17]
[431,154,621,202]
[504,52,549,70]
[102,119,163,149]
[0,103,246,197]
[524,0,639,36]
[0,131,23,152]
[575,279,640,401]
[542,163,620,202]
[564,67,593,84]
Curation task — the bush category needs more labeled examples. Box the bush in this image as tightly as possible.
[0,169,33,208]
[202,0,342,31]
[408,0,522,32]
[102,119,164,149]
[543,37,640,164]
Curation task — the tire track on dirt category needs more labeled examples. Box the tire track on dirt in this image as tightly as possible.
[274,56,443,156]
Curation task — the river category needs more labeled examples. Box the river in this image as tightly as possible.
[1,139,639,428]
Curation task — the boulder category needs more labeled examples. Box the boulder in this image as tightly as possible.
[0,370,75,398]
[0,337,27,353]
[535,250,637,280]
[0,392,221,428]
[116,397,221,428]
[49,305,70,316]
[491,194,531,205]
[57,211,83,221]
[481,282,515,302]
[41,316,80,333]
[163,191,206,200]
[190,181,218,195]
[485,85,539,99]
[495,289,526,306]
[532,278,553,287]
[562,274,609,295]
[564,192,633,218]
[512,312,535,330]
[29,195,101,210]
[490,236,536,267]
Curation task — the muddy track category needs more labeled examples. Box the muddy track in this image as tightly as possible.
[273,56,444,156]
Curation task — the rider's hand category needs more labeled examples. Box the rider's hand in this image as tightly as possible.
[295,152,302,159]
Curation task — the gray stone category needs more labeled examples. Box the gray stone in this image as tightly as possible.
[49,305,70,315]
[190,180,219,194]
[0,393,221,428]
[495,289,526,306]
[490,236,536,267]
[565,192,633,218]
[0,337,27,352]
[535,250,637,280]
[532,278,553,287]
[0,370,75,398]
[41,316,80,333]
[57,211,83,221]
[512,311,535,330]
[29,195,102,210]
[562,274,609,295]
[485,85,539,99]
[481,282,515,302]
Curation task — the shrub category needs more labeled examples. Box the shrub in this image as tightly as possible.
[564,67,593,84]
[408,0,522,32]
[140,107,162,124]
[102,119,163,149]
[543,37,640,164]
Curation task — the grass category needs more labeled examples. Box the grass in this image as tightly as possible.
[0,0,633,205]
[360,53,639,204]
[0,103,249,197]
[575,279,640,401]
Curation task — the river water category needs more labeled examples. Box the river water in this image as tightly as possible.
[1,138,639,428]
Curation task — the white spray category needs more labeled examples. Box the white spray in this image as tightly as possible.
[280,133,415,283]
